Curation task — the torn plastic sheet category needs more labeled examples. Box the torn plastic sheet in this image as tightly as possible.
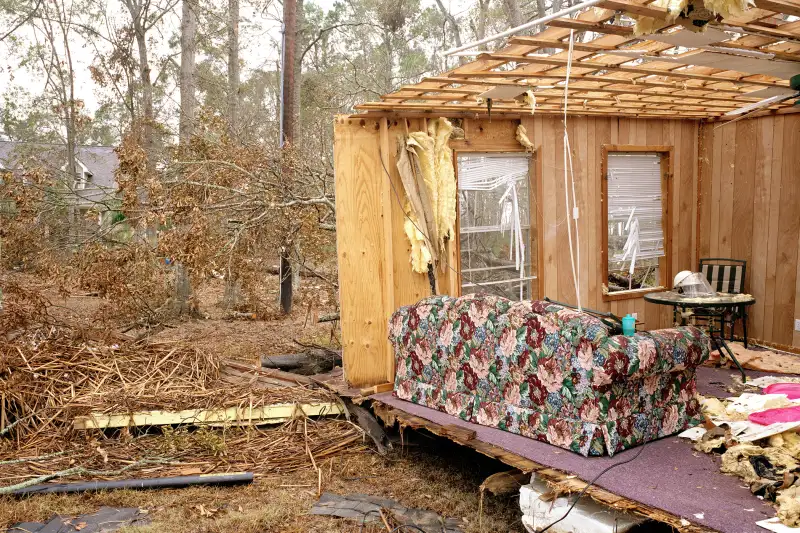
[748,376,800,389]
[757,517,800,532]
[726,393,795,417]
[678,420,800,443]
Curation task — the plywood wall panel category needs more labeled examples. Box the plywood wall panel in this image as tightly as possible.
[698,114,800,347]
[334,117,392,386]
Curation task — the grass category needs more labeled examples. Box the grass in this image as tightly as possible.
[0,430,525,533]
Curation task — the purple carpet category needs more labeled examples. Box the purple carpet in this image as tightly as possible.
[374,367,779,533]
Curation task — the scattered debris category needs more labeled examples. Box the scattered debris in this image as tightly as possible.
[0,323,368,490]
[310,492,462,533]
[716,344,800,375]
[343,401,391,455]
[520,473,645,533]
[260,349,342,375]
[9,507,149,533]
[479,470,528,496]
[221,359,316,388]
[359,382,394,396]
[683,391,800,527]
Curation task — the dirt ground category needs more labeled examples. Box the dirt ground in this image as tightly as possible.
[0,431,524,532]
[1,274,524,532]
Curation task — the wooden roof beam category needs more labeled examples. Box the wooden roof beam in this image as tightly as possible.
[546,15,800,45]
[755,0,800,17]
[509,34,800,63]
[388,85,745,108]
[382,93,738,111]
[356,102,716,117]
[546,18,635,36]
[428,74,766,98]
[600,0,800,21]
[474,53,790,87]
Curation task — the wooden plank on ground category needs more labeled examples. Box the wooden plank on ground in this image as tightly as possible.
[74,402,344,430]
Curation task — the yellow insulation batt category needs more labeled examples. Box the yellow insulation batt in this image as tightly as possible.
[404,200,433,273]
[408,132,437,223]
[399,118,457,275]
[634,0,688,35]
[704,0,753,19]
[778,486,800,527]
[429,118,457,244]
[516,124,534,152]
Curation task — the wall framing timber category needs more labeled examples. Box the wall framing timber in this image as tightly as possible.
[335,114,700,386]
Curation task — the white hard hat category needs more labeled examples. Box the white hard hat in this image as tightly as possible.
[673,270,693,288]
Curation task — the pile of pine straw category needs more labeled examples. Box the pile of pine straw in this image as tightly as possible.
[0,324,366,486]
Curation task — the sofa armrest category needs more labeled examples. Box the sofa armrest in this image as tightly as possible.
[601,326,710,380]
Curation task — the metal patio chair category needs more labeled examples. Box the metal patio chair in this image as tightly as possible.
[698,258,749,347]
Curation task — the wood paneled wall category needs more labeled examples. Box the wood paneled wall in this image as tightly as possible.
[698,114,800,347]
[335,114,700,386]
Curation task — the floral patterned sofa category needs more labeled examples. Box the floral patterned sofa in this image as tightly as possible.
[388,294,710,456]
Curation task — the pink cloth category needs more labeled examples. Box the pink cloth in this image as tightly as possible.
[764,383,800,399]
[749,405,800,425]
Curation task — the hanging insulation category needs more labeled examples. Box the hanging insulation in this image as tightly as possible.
[703,0,753,19]
[404,201,433,273]
[523,90,536,115]
[396,118,457,275]
[429,118,457,244]
[395,136,438,272]
[516,124,534,152]
[634,0,688,35]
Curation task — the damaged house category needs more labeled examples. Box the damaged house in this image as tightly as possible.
[333,0,800,530]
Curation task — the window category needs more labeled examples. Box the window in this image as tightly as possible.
[457,153,537,301]
[601,146,672,300]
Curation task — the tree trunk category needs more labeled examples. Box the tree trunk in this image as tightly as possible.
[503,0,524,30]
[293,0,303,143]
[476,0,489,41]
[281,0,297,147]
[279,0,298,314]
[133,24,153,150]
[279,248,293,314]
[227,0,239,134]
[433,0,466,65]
[179,0,197,144]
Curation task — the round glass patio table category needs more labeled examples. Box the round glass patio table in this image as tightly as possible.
[644,291,755,381]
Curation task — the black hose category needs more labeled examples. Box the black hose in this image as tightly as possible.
[12,472,253,496]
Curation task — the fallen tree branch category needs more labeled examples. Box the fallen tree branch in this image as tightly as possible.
[0,457,172,495]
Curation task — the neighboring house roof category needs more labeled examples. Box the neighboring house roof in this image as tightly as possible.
[0,141,119,207]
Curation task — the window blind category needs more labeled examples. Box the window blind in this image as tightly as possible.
[607,153,665,262]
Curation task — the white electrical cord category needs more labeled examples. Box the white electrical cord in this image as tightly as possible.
[562,30,582,311]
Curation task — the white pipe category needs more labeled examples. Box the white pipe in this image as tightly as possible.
[443,0,605,56]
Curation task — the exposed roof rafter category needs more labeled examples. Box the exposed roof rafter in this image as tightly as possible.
[354,0,800,120]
